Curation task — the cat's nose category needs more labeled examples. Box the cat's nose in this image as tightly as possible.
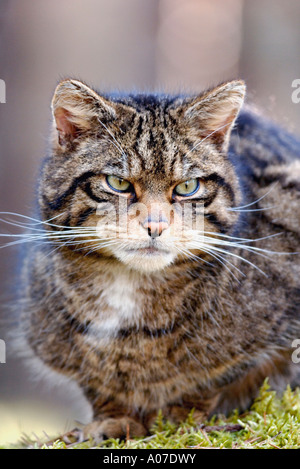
[141,219,169,238]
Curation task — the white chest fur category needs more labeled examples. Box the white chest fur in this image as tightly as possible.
[86,270,144,341]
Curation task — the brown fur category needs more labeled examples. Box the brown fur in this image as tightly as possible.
[16,79,300,441]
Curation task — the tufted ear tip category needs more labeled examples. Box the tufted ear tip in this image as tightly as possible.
[51,79,102,109]
[225,79,246,96]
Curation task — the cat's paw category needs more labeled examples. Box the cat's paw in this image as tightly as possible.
[81,417,147,443]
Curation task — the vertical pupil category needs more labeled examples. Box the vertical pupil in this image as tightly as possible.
[185,180,192,191]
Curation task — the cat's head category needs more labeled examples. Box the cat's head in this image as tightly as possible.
[39,79,245,273]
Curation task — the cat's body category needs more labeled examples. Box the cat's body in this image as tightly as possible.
[17,79,300,440]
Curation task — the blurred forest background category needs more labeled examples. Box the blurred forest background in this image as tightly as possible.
[0,0,300,445]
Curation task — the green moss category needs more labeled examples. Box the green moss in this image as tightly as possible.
[17,380,300,449]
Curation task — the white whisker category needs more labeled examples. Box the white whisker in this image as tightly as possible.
[192,244,245,281]
[184,123,232,158]
[189,236,268,277]
[193,230,283,247]
[97,117,127,158]
[228,182,279,211]
[0,211,65,226]
[0,211,121,253]
[227,206,277,213]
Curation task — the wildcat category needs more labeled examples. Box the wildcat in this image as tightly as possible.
[12,78,300,441]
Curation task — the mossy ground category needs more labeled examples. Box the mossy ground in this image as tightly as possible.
[6,380,300,449]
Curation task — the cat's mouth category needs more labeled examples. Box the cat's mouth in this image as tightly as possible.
[125,246,170,256]
[113,242,175,272]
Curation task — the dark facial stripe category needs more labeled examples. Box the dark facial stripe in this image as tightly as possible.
[169,149,180,175]
[162,102,170,129]
[148,128,155,148]
[104,159,125,171]
[133,115,146,171]
[76,207,96,226]
[120,112,136,134]
[202,173,235,204]
[83,182,111,204]
[43,171,98,211]
[135,115,144,144]
[205,212,231,233]
[203,191,218,207]
[184,189,218,208]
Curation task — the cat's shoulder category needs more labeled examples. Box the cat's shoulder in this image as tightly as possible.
[233,105,300,164]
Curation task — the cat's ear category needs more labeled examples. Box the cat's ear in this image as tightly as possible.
[51,79,117,149]
[182,80,246,152]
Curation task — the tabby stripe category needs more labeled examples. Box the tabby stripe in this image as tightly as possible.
[241,148,269,170]
[180,139,195,166]
[260,214,300,240]
[40,199,71,231]
[117,324,176,339]
[167,112,177,130]
[185,189,218,208]
[170,150,179,174]
[121,112,136,134]
[205,212,231,233]
[135,115,144,142]
[202,173,235,204]
[148,128,155,148]
[83,182,111,204]
[133,115,146,171]
[43,171,98,211]
[253,171,300,191]
[59,214,71,229]
[76,207,96,226]
[63,312,90,334]
[148,106,158,124]
[162,101,170,128]
[105,159,125,171]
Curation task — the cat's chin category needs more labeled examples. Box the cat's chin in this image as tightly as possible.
[114,249,176,273]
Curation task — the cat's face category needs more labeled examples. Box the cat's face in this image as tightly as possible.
[39,79,245,273]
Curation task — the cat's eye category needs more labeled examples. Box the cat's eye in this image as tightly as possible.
[106,175,131,193]
[174,179,199,197]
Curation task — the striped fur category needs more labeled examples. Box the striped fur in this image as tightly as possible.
[17,79,300,441]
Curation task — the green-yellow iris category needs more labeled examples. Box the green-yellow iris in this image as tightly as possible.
[106,175,131,192]
[174,179,199,196]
